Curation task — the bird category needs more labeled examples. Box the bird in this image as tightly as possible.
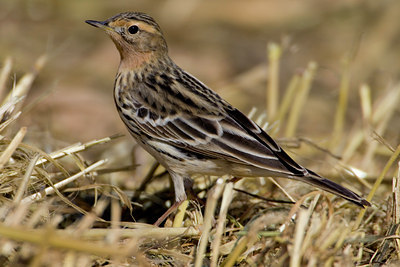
[86,12,370,225]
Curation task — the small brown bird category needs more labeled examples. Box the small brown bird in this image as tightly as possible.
[86,12,369,224]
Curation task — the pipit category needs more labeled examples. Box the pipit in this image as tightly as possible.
[86,12,370,225]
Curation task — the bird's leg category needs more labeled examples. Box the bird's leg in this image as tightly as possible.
[154,174,193,226]
[154,199,184,226]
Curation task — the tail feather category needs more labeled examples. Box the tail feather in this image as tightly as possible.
[298,169,370,208]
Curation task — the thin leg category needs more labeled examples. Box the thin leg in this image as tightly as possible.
[154,199,184,226]
[154,173,193,226]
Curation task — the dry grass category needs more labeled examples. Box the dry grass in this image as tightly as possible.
[1,1,400,266]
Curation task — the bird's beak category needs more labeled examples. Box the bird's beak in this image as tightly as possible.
[85,20,113,31]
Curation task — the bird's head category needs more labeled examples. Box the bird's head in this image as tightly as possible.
[86,12,168,69]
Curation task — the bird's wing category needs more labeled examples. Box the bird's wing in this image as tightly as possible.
[118,68,306,176]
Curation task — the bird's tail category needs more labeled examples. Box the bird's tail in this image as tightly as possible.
[296,169,370,208]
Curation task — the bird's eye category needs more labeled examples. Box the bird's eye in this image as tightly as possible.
[128,25,139,34]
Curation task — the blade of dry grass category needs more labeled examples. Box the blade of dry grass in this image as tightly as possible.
[359,84,372,123]
[290,210,309,267]
[172,199,189,227]
[36,134,122,165]
[79,227,199,240]
[394,164,400,225]
[13,153,40,204]
[267,42,282,121]
[276,74,300,126]
[268,177,297,203]
[195,178,225,267]
[330,55,351,152]
[341,84,371,163]
[290,195,320,267]
[22,159,106,204]
[211,182,234,267]
[0,126,26,169]
[285,62,317,137]
[0,57,12,101]
[394,163,400,259]
[109,198,122,245]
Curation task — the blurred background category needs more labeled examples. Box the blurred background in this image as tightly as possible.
[1,0,399,181]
